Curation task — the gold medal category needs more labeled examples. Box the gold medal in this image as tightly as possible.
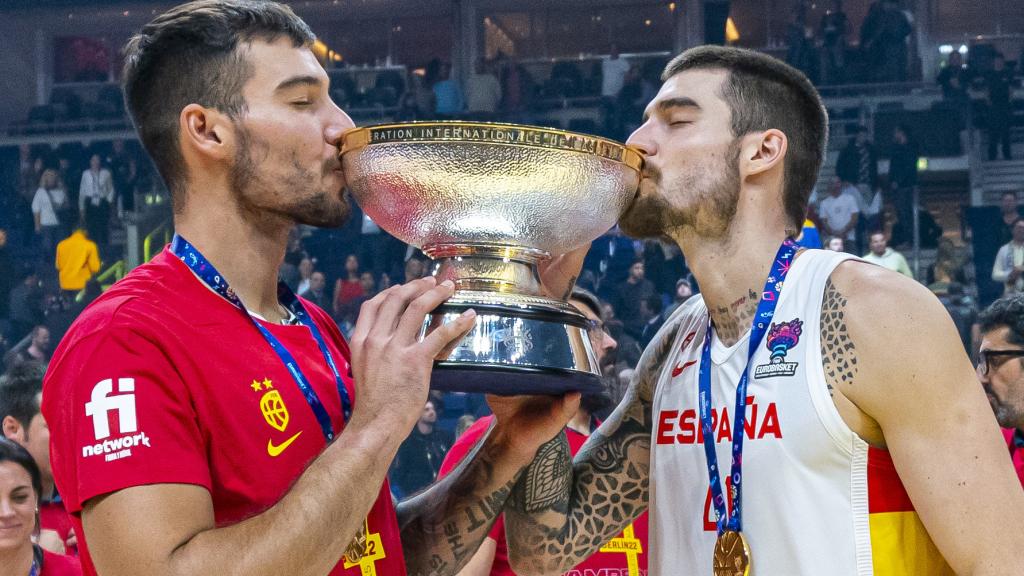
[343,519,369,564]
[713,530,751,576]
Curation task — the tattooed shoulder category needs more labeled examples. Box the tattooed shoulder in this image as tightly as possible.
[820,278,857,397]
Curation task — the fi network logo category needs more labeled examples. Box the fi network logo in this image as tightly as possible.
[85,378,137,440]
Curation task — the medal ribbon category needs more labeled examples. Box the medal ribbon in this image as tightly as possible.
[698,239,798,535]
[171,235,352,440]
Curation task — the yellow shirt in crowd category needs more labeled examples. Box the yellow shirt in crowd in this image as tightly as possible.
[55,230,101,291]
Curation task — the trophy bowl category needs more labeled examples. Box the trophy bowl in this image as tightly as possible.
[341,121,642,395]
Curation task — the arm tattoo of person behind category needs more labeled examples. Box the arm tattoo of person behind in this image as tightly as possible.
[503,313,684,573]
[820,278,858,397]
[399,430,519,576]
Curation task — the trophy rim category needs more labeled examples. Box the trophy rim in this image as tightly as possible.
[340,120,644,172]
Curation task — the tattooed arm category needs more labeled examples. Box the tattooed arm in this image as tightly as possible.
[397,396,579,576]
[824,261,1024,575]
[503,312,688,576]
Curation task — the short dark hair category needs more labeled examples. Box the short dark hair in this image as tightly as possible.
[980,294,1024,346]
[0,362,45,433]
[661,45,828,233]
[570,287,604,321]
[0,438,42,503]
[122,0,315,208]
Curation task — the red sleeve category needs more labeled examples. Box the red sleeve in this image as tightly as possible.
[43,320,211,514]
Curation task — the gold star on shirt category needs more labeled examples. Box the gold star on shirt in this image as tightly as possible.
[251,380,262,392]
[263,378,273,390]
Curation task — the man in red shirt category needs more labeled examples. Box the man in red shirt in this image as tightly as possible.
[42,2,580,576]
[978,295,1024,488]
[440,288,649,576]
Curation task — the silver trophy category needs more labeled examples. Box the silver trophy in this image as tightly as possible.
[341,121,641,395]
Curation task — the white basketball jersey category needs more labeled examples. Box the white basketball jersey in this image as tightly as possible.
[649,249,953,575]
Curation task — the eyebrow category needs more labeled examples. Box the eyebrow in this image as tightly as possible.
[643,97,702,123]
[274,75,324,93]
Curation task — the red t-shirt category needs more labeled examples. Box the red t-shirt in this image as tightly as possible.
[42,549,82,576]
[40,498,75,555]
[1004,428,1024,488]
[439,415,650,576]
[43,248,405,576]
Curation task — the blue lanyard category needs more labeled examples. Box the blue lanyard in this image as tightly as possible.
[171,235,352,441]
[698,240,798,535]
[29,560,38,576]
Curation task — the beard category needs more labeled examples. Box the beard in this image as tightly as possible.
[231,124,351,229]
[619,138,742,240]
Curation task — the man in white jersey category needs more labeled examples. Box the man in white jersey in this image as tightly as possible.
[503,45,1024,576]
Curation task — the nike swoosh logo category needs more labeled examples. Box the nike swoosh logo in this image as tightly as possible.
[672,360,698,378]
[267,431,302,457]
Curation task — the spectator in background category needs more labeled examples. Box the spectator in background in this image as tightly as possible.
[932,278,978,357]
[861,0,912,82]
[332,253,364,320]
[0,438,83,573]
[403,257,426,284]
[432,62,464,118]
[638,293,664,348]
[817,177,860,250]
[7,270,43,343]
[0,229,12,330]
[785,4,819,84]
[295,256,314,296]
[454,414,476,439]
[862,232,913,278]
[390,400,453,498]
[465,60,502,119]
[976,295,1024,487]
[889,124,920,247]
[836,127,879,202]
[601,44,631,133]
[993,219,1024,295]
[937,51,966,94]
[106,140,136,216]
[826,235,846,252]
[819,0,850,85]
[54,228,101,296]
[662,277,694,321]
[299,271,331,311]
[78,154,114,248]
[613,260,658,340]
[3,326,51,369]
[0,362,77,555]
[32,169,68,258]
[986,53,1014,161]
[996,191,1023,247]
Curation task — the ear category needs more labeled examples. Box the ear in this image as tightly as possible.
[179,104,236,163]
[740,129,787,179]
[2,415,26,443]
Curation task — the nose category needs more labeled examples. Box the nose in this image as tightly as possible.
[625,121,656,158]
[0,497,14,518]
[603,331,618,353]
[325,100,356,149]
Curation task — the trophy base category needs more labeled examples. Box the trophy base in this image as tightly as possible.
[422,293,603,395]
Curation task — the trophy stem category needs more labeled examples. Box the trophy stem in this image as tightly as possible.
[424,243,549,297]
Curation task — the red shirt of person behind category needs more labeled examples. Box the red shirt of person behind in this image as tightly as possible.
[439,415,650,576]
[42,248,406,576]
[1004,428,1024,488]
[40,548,82,576]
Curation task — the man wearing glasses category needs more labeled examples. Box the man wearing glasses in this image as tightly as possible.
[977,294,1024,488]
